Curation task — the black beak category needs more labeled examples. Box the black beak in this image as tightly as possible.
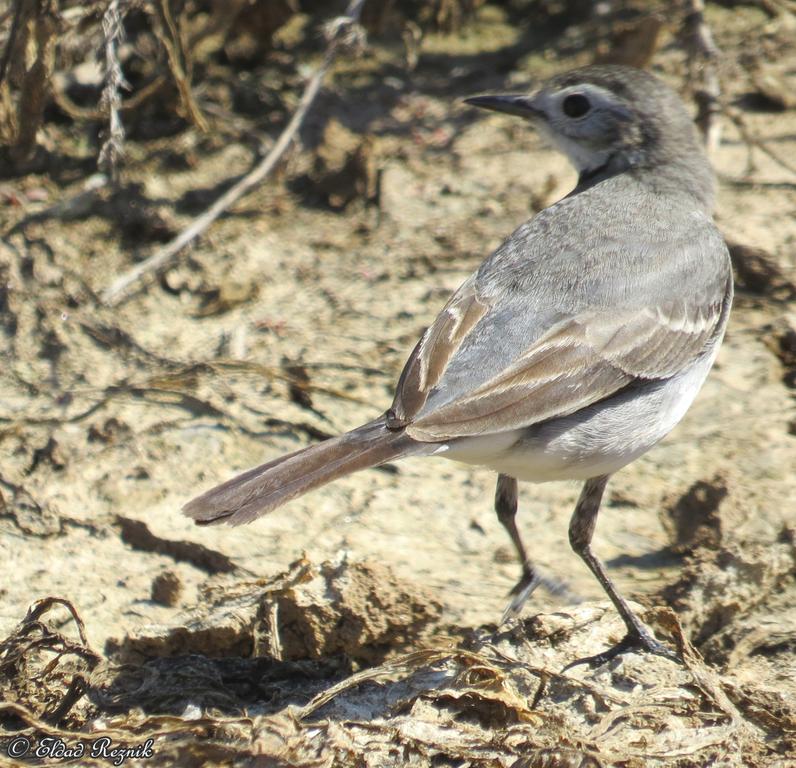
[464,94,543,119]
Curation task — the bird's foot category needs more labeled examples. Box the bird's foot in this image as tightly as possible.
[562,626,679,671]
[500,572,541,625]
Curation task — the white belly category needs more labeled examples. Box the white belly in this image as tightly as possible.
[437,349,718,482]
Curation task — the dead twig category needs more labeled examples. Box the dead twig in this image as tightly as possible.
[718,174,796,191]
[680,8,796,184]
[2,0,60,163]
[150,0,208,132]
[0,597,102,724]
[20,597,93,648]
[101,0,367,306]
[725,107,796,178]
[98,0,130,182]
[681,0,722,154]
[53,72,166,122]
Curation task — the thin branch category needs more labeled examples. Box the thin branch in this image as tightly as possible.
[151,0,207,132]
[681,0,722,154]
[98,0,130,182]
[101,0,367,306]
[717,174,796,191]
[6,0,59,162]
[725,107,796,178]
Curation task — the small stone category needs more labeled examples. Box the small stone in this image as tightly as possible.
[151,570,182,607]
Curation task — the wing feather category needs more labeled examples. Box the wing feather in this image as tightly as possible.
[395,279,730,442]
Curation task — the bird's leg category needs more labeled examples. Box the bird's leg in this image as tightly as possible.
[564,475,678,668]
[496,474,541,621]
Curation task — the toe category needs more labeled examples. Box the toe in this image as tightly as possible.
[563,629,679,671]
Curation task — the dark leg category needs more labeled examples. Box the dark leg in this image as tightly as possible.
[495,474,578,622]
[495,474,540,620]
[565,475,677,668]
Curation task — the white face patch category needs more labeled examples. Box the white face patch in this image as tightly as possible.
[537,83,633,121]
[530,83,634,173]
[536,120,612,174]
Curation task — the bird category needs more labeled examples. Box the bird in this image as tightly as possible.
[183,65,733,665]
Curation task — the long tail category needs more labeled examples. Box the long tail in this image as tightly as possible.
[182,418,427,526]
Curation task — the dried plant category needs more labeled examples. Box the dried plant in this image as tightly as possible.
[681,0,722,154]
[150,0,208,132]
[98,0,130,182]
[0,0,61,164]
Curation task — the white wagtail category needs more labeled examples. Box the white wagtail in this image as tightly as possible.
[184,65,733,664]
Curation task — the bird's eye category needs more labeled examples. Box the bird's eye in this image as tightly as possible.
[562,93,591,118]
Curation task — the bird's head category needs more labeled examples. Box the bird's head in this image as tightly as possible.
[466,65,712,204]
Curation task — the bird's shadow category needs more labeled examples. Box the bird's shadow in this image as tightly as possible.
[606,548,681,570]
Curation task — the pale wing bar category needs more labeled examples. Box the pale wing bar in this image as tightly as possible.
[397,287,728,442]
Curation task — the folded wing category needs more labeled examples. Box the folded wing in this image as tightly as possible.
[391,225,731,442]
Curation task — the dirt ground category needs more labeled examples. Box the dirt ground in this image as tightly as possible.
[1,2,795,766]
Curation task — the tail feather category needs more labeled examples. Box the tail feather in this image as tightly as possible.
[183,418,425,526]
